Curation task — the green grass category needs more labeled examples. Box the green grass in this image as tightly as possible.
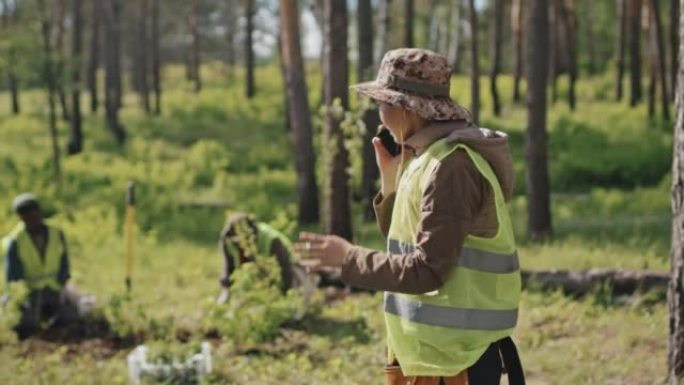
[0,64,674,384]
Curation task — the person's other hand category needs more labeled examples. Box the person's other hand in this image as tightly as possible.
[293,232,353,272]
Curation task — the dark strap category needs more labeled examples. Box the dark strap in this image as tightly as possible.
[499,337,525,385]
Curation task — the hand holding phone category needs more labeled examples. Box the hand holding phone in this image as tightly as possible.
[375,126,402,157]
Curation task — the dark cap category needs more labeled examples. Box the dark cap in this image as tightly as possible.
[12,193,40,215]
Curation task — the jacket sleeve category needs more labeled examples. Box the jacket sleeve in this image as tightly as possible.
[340,151,487,294]
[57,232,70,285]
[270,239,293,293]
[5,240,23,283]
[373,192,396,238]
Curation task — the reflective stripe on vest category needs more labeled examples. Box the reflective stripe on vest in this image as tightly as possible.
[14,224,63,291]
[387,239,520,274]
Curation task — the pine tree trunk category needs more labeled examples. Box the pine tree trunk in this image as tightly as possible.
[323,0,352,241]
[648,9,657,118]
[67,0,83,155]
[629,0,643,106]
[549,2,558,104]
[585,0,596,74]
[427,0,439,51]
[377,0,392,63]
[137,0,150,112]
[404,0,414,47]
[88,0,101,113]
[671,0,680,102]
[526,0,552,241]
[468,0,479,124]
[225,0,237,78]
[1,0,19,114]
[190,0,201,93]
[667,4,684,381]
[448,0,462,73]
[558,0,577,110]
[9,72,19,114]
[279,0,320,224]
[512,0,524,102]
[650,0,671,120]
[151,0,161,115]
[245,0,255,98]
[616,0,627,101]
[55,0,70,122]
[104,0,126,144]
[489,0,503,116]
[358,0,380,221]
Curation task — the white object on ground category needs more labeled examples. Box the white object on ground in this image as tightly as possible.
[127,342,212,385]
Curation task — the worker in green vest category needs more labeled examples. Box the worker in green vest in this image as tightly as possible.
[2,194,81,339]
[217,212,307,305]
[294,49,525,385]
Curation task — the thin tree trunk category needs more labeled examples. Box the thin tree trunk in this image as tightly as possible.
[190,0,201,93]
[377,0,392,63]
[468,0,479,124]
[404,0,414,47]
[67,0,83,155]
[427,0,439,51]
[1,0,18,114]
[489,0,503,116]
[277,38,291,132]
[225,0,237,78]
[137,0,150,112]
[650,0,671,120]
[358,0,380,221]
[648,9,658,118]
[104,0,126,144]
[245,0,255,98]
[526,0,552,241]
[38,0,61,190]
[671,0,680,102]
[279,0,320,224]
[558,0,577,110]
[667,2,684,380]
[629,0,643,106]
[512,0,524,102]
[151,0,161,115]
[549,2,558,103]
[448,0,462,73]
[585,0,596,74]
[323,0,352,241]
[8,72,19,114]
[88,0,100,113]
[616,0,627,101]
[55,0,70,122]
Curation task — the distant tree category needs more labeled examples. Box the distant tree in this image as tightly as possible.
[512,0,525,102]
[404,0,414,47]
[489,0,503,116]
[447,0,462,73]
[151,0,161,115]
[585,0,596,74]
[616,0,627,101]
[526,0,552,241]
[103,0,126,144]
[323,0,352,240]
[549,1,558,103]
[188,0,201,93]
[67,0,83,155]
[377,0,392,62]
[1,0,20,115]
[671,0,679,102]
[629,0,643,106]
[87,0,101,113]
[135,0,151,112]
[55,0,70,122]
[558,0,578,110]
[648,0,670,120]
[279,0,320,224]
[468,0,479,124]
[224,0,237,78]
[648,3,658,118]
[245,0,255,98]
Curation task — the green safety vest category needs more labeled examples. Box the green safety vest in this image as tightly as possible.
[385,140,521,376]
[227,222,294,268]
[5,223,63,291]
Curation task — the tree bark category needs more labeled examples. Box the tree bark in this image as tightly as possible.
[649,0,671,120]
[671,0,680,102]
[3,0,20,114]
[55,0,70,122]
[448,0,462,73]
[189,0,201,93]
[667,2,684,380]
[38,0,61,190]
[526,0,552,241]
[629,0,643,106]
[224,0,237,78]
[88,0,101,113]
[323,0,352,241]
[512,0,524,102]
[549,1,558,103]
[489,0,503,117]
[427,0,439,51]
[279,0,320,224]
[649,8,658,118]
[558,0,577,110]
[151,0,161,115]
[67,0,83,155]
[103,0,126,144]
[358,0,380,221]
[616,0,627,101]
[136,0,150,112]
[404,0,414,47]
[468,0,479,124]
[377,0,392,63]
[245,0,255,98]
[585,0,596,74]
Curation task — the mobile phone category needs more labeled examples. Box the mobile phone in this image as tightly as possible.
[376,126,402,156]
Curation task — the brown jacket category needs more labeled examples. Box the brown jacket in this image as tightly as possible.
[341,121,515,294]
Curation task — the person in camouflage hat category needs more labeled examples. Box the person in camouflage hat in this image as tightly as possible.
[295,48,524,385]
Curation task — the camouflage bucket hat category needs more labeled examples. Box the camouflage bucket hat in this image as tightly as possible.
[351,48,471,122]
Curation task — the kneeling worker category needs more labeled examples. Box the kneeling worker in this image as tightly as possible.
[3,193,81,338]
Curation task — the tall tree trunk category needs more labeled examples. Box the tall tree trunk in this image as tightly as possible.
[549,2,558,103]
[8,72,19,114]
[448,0,462,73]
[377,0,392,63]
[526,0,552,241]
[650,0,671,120]
[468,0,479,124]
[38,0,61,190]
[245,0,255,98]
[427,0,439,51]
[358,0,380,221]
[648,8,658,118]
[136,0,150,112]
[67,0,83,155]
[558,0,578,110]
[323,0,352,241]
[277,38,291,132]
[151,0,161,115]
[585,0,596,74]
[189,0,201,93]
[616,0,627,101]
[55,0,70,122]
[404,0,414,47]
[667,3,684,381]
[2,0,19,114]
[224,0,237,78]
[279,0,320,224]
[88,0,101,113]
[512,0,524,102]
[489,0,503,116]
[671,0,680,102]
[629,0,643,106]
[104,0,126,144]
